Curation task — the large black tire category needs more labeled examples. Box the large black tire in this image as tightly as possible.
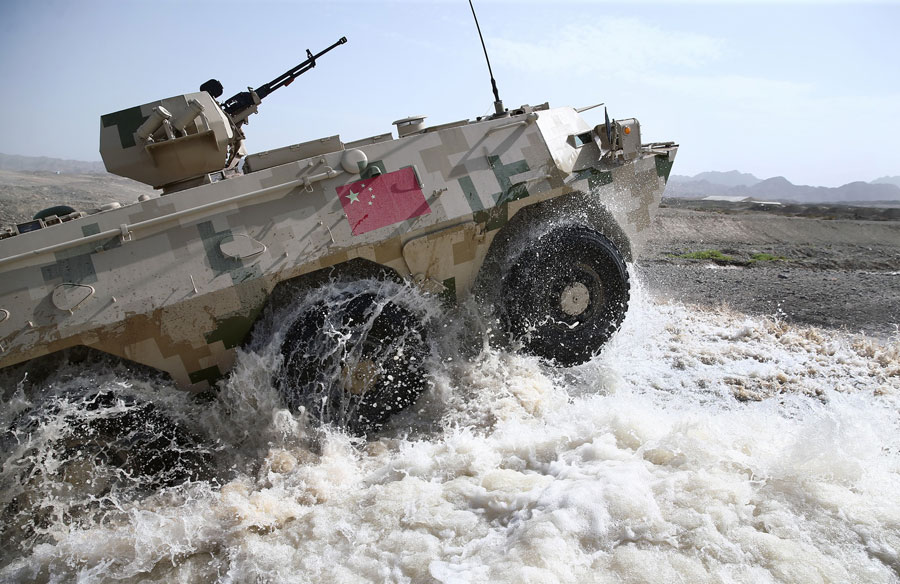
[58,391,213,484]
[500,225,630,366]
[278,291,429,434]
[1,390,213,557]
[5,390,212,489]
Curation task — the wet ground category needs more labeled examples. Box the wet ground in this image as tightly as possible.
[639,202,900,338]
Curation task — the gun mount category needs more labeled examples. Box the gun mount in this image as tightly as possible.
[221,36,347,127]
[99,37,348,193]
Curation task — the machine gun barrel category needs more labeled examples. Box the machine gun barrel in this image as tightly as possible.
[222,36,348,120]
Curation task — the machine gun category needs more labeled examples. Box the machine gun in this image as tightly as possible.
[214,36,348,126]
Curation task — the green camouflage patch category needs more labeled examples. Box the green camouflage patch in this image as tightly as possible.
[41,253,97,284]
[655,155,674,181]
[474,203,508,232]
[198,222,260,284]
[205,310,261,350]
[188,365,222,385]
[101,106,147,149]
[440,276,457,305]
[488,155,530,204]
[458,176,484,212]
[574,167,614,191]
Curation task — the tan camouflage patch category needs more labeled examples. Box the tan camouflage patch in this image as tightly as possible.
[452,237,477,265]
[316,250,349,268]
[374,237,404,264]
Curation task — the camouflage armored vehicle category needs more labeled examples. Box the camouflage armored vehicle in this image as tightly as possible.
[0,37,676,433]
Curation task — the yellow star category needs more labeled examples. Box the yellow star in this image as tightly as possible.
[346,189,360,203]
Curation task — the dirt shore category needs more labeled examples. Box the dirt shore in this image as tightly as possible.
[637,200,900,338]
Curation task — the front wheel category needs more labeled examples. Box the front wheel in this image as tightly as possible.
[500,225,630,366]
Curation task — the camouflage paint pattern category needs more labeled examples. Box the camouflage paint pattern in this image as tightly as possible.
[0,97,676,389]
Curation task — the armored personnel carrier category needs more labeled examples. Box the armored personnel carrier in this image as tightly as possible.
[0,36,676,433]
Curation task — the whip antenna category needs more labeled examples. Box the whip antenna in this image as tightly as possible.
[469,0,505,116]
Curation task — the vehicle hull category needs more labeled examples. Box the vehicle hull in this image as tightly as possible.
[0,107,676,388]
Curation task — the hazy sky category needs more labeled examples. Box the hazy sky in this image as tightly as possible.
[0,0,897,187]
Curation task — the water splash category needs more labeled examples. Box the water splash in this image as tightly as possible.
[1,271,898,582]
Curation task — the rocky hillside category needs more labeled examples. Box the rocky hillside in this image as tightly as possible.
[0,169,153,226]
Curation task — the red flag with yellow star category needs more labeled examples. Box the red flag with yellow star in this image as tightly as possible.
[335,167,431,236]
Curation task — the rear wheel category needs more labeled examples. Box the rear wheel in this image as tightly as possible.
[278,289,429,434]
[500,225,630,366]
[1,390,212,555]
[58,391,212,485]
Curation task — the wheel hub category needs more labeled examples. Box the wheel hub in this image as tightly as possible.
[559,281,591,316]
[344,359,380,395]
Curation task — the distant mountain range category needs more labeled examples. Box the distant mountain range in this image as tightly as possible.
[685,170,762,188]
[871,176,900,188]
[0,153,106,174]
[668,171,900,205]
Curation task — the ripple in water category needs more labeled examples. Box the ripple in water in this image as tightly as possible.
[1,272,898,583]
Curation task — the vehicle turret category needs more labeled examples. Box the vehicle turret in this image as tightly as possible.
[100,91,236,192]
[99,36,347,193]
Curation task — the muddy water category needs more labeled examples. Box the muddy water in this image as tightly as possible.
[1,275,898,583]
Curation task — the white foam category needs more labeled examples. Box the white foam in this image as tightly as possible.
[2,274,899,582]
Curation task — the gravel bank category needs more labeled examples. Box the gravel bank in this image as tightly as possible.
[637,202,900,338]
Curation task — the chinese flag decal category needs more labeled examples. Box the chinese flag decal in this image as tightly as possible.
[336,167,431,236]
